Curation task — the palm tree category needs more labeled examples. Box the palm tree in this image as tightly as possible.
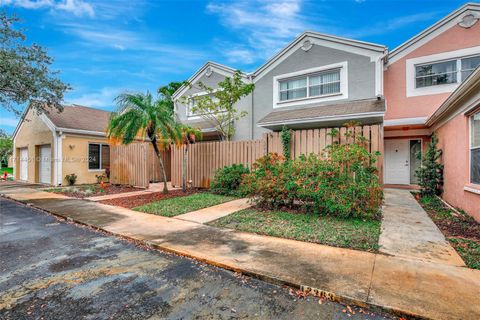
[177,124,201,192]
[107,92,177,194]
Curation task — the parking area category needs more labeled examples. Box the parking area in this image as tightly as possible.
[0,197,392,319]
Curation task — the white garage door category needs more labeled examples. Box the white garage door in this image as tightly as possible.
[19,148,28,181]
[39,145,51,184]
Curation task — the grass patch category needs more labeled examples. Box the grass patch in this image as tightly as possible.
[1,167,13,174]
[134,192,237,217]
[416,194,480,270]
[209,209,381,252]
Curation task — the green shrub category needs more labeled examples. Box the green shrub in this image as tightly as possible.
[416,134,443,196]
[280,125,292,160]
[210,164,250,196]
[64,173,77,186]
[241,128,383,220]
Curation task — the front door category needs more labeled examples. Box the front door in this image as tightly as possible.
[385,140,410,184]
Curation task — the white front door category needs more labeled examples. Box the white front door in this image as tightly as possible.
[385,140,410,184]
[39,145,51,184]
[19,148,28,181]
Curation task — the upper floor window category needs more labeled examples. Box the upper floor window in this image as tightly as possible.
[415,55,480,88]
[187,92,219,118]
[279,69,341,102]
[471,112,480,185]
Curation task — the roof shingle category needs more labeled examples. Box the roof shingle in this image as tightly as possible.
[45,104,111,133]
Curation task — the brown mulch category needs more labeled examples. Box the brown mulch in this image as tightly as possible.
[99,189,198,209]
[54,184,141,199]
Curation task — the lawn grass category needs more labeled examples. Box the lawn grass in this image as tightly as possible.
[134,192,237,217]
[417,194,480,270]
[1,167,13,174]
[209,209,381,252]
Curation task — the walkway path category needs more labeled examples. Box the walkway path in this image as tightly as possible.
[1,182,479,320]
[379,189,465,266]
[175,198,251,223]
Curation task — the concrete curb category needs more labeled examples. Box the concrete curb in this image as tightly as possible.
[1,194,435,319]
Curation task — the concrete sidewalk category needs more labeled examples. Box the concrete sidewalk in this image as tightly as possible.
[379,189,465,266]
[2,184,479,320]
[175,198,252,223]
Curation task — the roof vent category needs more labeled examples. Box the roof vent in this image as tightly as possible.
[458,14,478,28]
[301,40,313,52]
[205,67,213,77]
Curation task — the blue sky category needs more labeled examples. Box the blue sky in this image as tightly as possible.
[0,0,470,134]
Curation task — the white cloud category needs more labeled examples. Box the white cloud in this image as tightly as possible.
[207,0,309,62]
[2,0,94,17]
[66,87,120,109]
[0,117,20,127]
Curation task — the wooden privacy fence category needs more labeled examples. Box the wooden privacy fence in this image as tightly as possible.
[171,124,383,188]
[110,142,171,188]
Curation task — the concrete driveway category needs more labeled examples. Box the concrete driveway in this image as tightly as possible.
[0,197,392,320]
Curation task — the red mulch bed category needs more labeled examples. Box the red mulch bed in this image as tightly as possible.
[99,189,198,209]
[54,184,141,199]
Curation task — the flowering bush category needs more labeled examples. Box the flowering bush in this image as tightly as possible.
[210,164,250,196]
[241,128,383,220]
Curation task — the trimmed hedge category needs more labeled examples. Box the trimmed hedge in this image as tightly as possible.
[210,164,250,196]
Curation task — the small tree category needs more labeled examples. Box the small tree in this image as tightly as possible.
[187,70,254,141]
[0,12,69,115]
[415,134,443,197]
[280,125,292,160]
[0,129,12,168]
[158,81,185,113]
[107,92,177,194]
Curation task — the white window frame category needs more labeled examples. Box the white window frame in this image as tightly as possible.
[186,89,222,119]
[273,62,348,109]
[414,59,458,89]
[88,143,109,171]
[406,46,480,97]
[469,112,480,186]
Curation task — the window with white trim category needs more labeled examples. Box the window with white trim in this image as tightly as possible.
[415,55,480,88]
[279,69,341,102]
[471,112,480,184]
[88,143,110,170]
[187,93,219,117]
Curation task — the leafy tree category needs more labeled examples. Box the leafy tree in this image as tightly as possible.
[176,124,201,192]
[415,134,444,196]
[0,129,13,168]
[0,12,69,115]
[158,81,185,113]
[187,70,254,141]
[107,92,177,194]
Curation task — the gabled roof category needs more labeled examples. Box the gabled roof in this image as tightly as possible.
[388,3,480,64]
[12,104,111,139]
[45,104,111,133]
[427,66,480,128]
[253,31,387,81]
[172,61,249,100]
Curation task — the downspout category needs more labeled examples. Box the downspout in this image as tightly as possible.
[249,74,255,140]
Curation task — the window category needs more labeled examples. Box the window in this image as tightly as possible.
[415,60,457,88]
[187,93,219,117]
[471,112,480,184]
[461,55,480,81]
[88,143,110,170]
[415,55,480,88]
[279,69,341,102]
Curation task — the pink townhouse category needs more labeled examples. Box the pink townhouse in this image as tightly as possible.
[383,3,480,220]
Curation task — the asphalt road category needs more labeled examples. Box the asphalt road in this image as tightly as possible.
[0,197,395,320]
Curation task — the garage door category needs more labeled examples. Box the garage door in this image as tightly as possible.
[39,145,51,184]
[19,148,28,181]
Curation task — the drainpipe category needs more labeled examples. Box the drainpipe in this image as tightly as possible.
[249,74,254,140]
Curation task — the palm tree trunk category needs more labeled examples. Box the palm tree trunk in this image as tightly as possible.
[151,139,169,194]
[182,144,188,192]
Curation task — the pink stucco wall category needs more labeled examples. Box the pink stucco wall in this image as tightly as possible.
[436,113,480,222]
[384,22,480,121]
